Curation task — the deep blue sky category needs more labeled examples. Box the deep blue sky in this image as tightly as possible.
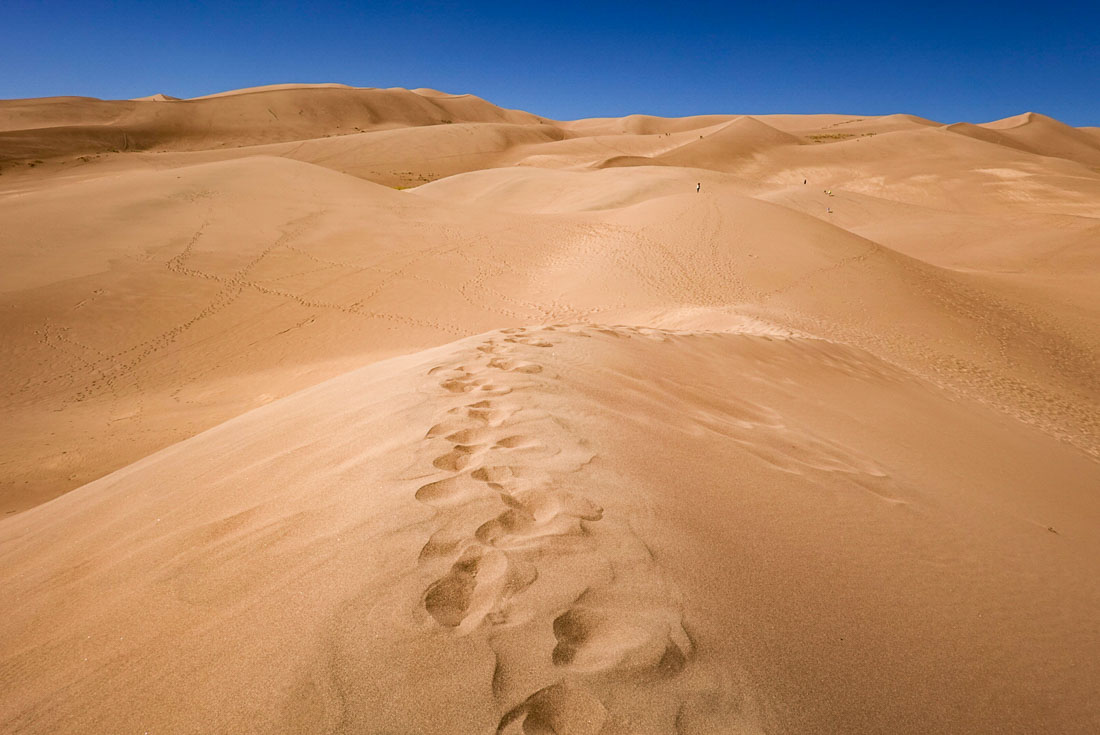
[3,1,1098,125]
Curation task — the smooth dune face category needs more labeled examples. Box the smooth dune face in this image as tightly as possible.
[1,85,1098,733]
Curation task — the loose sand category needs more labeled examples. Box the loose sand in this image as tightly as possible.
[1,85,1098,733]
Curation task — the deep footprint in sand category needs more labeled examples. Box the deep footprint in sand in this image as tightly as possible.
[551,605,688,675]
[432,444,485,471]
[426,400,516,437]
[415,473,492,506]
[475,500,598,550]
[503,490,603,523]
[423,546,484,626]
[423,545,536,628]
[493,435,544,450]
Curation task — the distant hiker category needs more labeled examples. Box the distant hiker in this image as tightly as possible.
[803,179,807,185]
[696,182,701,193]
[827,207,832,213]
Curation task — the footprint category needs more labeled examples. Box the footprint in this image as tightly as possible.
[432,444,484,472]
[446,427,498,445]
[423,546,484,627]
[426,417,477,438]
[475,503,593,550]
[510,491,603,523]
[497,683,607,735]
[415,473,489,506]
[472,465,522,485]
[552,606,687,676]
[423,545,536,629]
[504,337,554,348]
[419,525,466,561]
[423,545,511,628]
[488,357,543,374]
[426,400,514,437]
[475,508,537,548]
[494,435,542,450]
[440,377,476,393]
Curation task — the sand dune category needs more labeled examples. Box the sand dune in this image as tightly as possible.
[1,86,1098,733]
[0,85,542,163]
[3,326,1098,733]
[659,116,801,157]
[971,112,1100,166]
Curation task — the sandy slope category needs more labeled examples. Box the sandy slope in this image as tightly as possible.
[1,86,1098,732]
[2,326,1098,733]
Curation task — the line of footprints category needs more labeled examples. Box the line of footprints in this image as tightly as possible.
[411,325,747,734]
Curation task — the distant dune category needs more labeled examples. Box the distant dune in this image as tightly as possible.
[1,85,1098,734]
[0,84,543,163]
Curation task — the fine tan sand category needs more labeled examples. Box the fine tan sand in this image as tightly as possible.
[1,85,1098,733]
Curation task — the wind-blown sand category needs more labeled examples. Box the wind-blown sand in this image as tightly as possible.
[1,85,1098,733]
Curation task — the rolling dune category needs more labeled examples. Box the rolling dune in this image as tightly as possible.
[1,86,1098,733]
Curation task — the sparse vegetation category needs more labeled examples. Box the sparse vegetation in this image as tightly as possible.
[391,170,439,186]
[805,132,877,143]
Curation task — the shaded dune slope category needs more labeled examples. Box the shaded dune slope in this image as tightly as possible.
[980,112,1100,166]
